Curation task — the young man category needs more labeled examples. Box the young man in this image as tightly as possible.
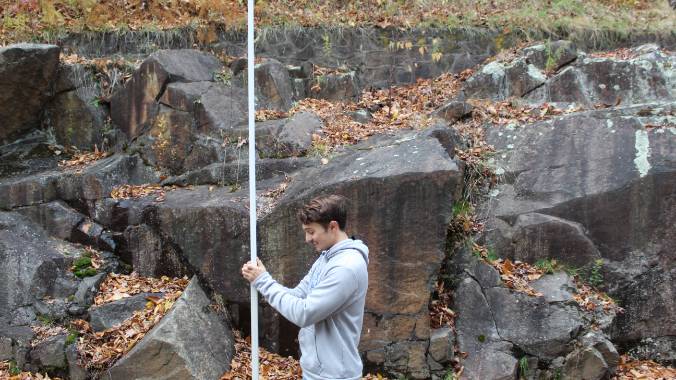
[241,194,369,380]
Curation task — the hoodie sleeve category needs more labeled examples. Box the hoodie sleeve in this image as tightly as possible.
[253,267,357,328]
[281,272,311,299]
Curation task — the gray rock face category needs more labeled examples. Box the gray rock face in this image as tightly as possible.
[65,343,89,380]
[127,58,319,174]
[487,287,584,359]
[0,325,34,367]
[89,292,163,332]
[28,334,67,370]
[482,102,675,353]
[0,212,79,322]
[0,44,60,143]
[108,277,234,380]
[562,347,608,380]
[254,59,296,111]
[73,273,106,308]
[464,42,674,108]
[44,64,109,150]
[523,40,578,72]
[527,46,675,107]
[464,58,546,100]
[309,71,361,101]
[433,99,474,123]
[449,247,611,379]
[0,154,159,210]
[254,111,323,158]
[496,213,602,268]
[626,336,675,366]
[580,332,620,373]
[102,129,461,376]
[428,327,454,364]
[262,132,461,373]
[532,272,576,303]
[160,157,315,187]
[15,201,84,240]
[110,49,223,139]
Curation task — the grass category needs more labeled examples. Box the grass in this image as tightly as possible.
[535,258,561,274]
[65,328,79,345]
[588,258,604,287]
[0,0,673,44]
[36,314,55,326]
[519,356,529,379]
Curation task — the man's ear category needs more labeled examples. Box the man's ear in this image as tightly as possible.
[329,220,339,231]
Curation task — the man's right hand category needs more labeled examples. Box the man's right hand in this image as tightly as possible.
[241,258,267,283]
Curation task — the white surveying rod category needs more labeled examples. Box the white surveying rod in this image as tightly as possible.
[246,0,260,378]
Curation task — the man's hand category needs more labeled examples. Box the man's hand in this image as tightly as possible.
[241,258,267,283]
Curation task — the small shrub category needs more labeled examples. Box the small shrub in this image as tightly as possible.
[535,258,558,274]
[589,259,604,287]
[9,360,21,376]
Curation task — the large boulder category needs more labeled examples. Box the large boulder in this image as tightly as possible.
[308,71,361,101]
[44,64,110,150]
[464,58,547,100]
[523,40,578,72]
[96,128,462,376]
[27,334,67,373]
[253,111,324,158]
[0,212,79,323]
[0,44,60,143]
[110,49,223,139]
[0,130,62,179]
[107,277,234,380]
[253,59,296,111]
[481,102,675,361]
[258,130,462,375]
[449,248,617,380]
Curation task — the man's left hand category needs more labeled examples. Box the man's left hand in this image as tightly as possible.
[241,258,267,283]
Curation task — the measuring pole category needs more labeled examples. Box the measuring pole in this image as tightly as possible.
[246,0,259,378]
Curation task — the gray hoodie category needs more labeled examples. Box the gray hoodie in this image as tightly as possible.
[254,238,369,380]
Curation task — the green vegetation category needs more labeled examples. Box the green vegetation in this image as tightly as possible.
[486,247,499,262]
[72,251,97,278]
[65,329,79,345]
[519,356,529,379]
[214,68,233,85]
[535,258,561,274]
[8,360,20,376]
[306,140,331,159]
[544,39,565,73]
[36,314,55,326]
[588,259,604,287]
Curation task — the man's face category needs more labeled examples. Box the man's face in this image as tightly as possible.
[302,222,336,252]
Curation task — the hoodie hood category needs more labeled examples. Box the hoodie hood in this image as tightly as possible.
[325,238,369,264]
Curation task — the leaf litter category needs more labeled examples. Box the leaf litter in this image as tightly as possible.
[72,273,190,373]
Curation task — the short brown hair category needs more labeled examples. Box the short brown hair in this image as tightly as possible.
[297,194,347,230]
